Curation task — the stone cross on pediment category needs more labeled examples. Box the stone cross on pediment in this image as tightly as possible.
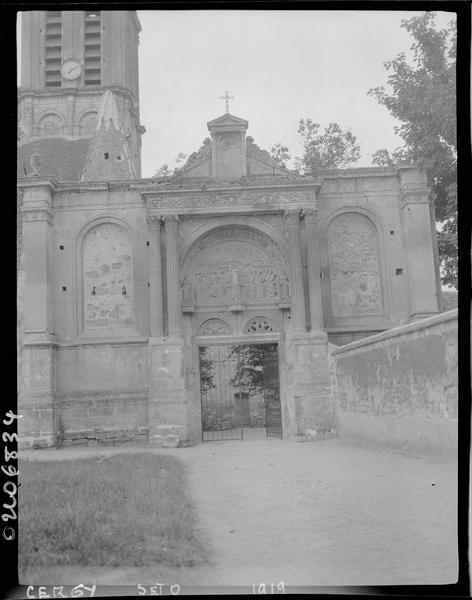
[219,90,234,114]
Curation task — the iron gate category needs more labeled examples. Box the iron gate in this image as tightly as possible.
[261,352,282,438]
[199,343,282,441]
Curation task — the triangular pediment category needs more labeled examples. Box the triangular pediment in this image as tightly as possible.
[207,113,248,128]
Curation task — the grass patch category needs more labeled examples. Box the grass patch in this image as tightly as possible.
[19,453,207,571]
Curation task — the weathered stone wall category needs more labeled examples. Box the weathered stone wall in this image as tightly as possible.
[332,310,458,458]
[282,336,336,439]
[56,341,149,446]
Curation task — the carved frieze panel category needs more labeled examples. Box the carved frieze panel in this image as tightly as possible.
[149,189,315,210]
[327,213,383,317]
[183,226,290,308]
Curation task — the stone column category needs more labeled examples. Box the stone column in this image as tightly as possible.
[398,166,441,320]
[164,215,182,339]
[305,207,325,334]
[147,215,163,337]
[285,209,306,334]
[19,179,57,448]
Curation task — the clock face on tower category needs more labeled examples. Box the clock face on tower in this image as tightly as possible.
[61,60,82,81]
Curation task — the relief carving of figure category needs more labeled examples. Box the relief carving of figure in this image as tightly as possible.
[229,269,242,304]
[184,230,289,307]
[279,277,290,301]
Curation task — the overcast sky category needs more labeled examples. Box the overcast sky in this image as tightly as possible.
[17,10,455,177]
[137,9,454,177]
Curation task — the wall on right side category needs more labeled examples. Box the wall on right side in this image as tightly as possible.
[332,310,458,459]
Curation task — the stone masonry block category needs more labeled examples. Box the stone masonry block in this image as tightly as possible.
[33,438,48,449]
[163,434,180,448]
[149,435,166,447]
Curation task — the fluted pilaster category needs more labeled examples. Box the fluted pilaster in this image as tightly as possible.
[147,215,163,337]
[164,215,182,339]
[305,207,324,332]
[285,209,306,334]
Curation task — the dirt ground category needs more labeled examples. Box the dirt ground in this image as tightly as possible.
[20,437,458,591]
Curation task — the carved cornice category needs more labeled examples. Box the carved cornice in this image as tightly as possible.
[400,189,431,207]
[17,176,58,194]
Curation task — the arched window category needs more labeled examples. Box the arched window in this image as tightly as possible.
[327,212,383,318]
[79,112,97,135]
[38,113,64,136]
[82,223,135,331]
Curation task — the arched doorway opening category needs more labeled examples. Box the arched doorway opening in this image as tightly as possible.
[181,224,289,441]
[199,341,281,441]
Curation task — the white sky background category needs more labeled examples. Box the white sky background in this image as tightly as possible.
[138,9,454,177]
[17,10,455,178]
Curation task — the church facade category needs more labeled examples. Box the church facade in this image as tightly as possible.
[17,11,443,448]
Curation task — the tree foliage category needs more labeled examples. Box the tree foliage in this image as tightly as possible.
[153,152,189,179]
[296,119,361,172]
[199,347,216,394]
[230,344,274,395]
[369,12,457,287]
[152,163,172,178]
[270,143,291,167]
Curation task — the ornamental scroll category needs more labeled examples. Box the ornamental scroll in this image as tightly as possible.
[182,226,290,307]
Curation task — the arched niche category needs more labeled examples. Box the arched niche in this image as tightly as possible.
[74,216,137,335]
[326,211,384,318]
[79,111,98,135]
[38,112,65,136]
[182,224,290,309]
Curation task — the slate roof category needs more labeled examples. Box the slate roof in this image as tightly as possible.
[17,137,91,182]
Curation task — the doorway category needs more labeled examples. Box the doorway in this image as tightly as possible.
[199,343,282,441]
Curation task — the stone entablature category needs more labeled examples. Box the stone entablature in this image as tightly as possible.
[140,183,320,215]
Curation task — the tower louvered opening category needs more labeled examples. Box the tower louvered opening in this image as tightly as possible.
[44,11,62,88]
[84,11,102,85]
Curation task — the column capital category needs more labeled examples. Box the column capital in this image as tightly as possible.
[284,208,302,225]
[163,214,179,228]
[304,207,318,224]
[146,215,162,229]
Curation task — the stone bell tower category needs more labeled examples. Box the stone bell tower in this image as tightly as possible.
[18,10,144,178]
